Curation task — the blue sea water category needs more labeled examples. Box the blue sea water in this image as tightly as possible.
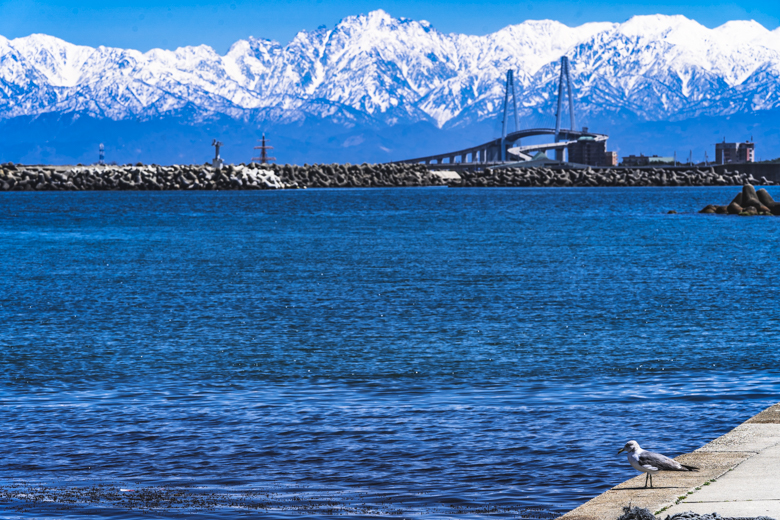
[1,187,779,519]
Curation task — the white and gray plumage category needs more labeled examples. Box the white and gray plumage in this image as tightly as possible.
[617,440,699,488]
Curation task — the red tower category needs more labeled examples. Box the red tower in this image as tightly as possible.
[252,134,276,164]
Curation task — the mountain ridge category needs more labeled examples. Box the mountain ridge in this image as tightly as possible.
[1,11,779,164]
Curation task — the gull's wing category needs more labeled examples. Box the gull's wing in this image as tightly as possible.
[638,451,687,471]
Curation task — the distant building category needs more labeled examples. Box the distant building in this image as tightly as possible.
[603,151,618,167]
[568,136,607,166]
[715,139,754,164]
[621,154,674,167]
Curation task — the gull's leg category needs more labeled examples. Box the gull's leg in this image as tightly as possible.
[650,474,653,488]
[644,473,649,488]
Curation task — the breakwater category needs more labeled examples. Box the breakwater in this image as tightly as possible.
[0,162,773,190]
[700,184,780,216]
[450,167,772,187]
[0,163,444,191]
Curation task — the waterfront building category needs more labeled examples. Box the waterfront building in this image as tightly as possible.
[715,139,754,164]
[603,151,618,167]
[568,136,607,165]
[620,154,674,167]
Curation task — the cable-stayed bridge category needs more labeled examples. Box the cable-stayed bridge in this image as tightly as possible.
[398,57,609,168]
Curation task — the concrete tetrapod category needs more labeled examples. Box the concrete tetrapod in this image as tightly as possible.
[700,185,777,216]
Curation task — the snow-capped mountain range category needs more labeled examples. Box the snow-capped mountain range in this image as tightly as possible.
[3,10,780,129]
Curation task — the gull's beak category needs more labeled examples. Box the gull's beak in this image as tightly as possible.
[617,447,625,454]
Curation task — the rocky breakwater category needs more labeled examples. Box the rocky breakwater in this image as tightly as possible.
[0,162,445,191]
[449,167,772,187]
[270,162,445,188]
[0,163,300,191]
[700,184,780,216]
[1,162,774,191]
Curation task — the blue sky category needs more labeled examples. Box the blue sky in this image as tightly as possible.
[1,0,779,53]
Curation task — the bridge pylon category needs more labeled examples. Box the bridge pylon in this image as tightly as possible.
[554,56,576,161]
[395,59,609,168]
[500,70,519,162]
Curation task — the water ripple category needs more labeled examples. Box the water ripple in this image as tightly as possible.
[1,187,779,519]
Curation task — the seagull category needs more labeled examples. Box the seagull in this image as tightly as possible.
[618,440,699,488]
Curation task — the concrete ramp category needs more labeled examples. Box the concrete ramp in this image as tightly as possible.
[559,403,780,520]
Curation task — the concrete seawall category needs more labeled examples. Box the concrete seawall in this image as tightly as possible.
[559,403,780,520]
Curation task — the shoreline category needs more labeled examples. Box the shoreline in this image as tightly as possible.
[0,162,775,191]
[558,403,780,520]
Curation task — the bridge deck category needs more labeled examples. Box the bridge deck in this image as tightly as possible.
[398,127,607,165]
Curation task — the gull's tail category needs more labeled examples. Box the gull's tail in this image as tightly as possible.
[681,464,699,472]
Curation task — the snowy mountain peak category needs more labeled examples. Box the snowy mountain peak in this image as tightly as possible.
[716,19,768,32]
[1,12,780,129]
[616,14,710,43]
[714,20,776,49]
